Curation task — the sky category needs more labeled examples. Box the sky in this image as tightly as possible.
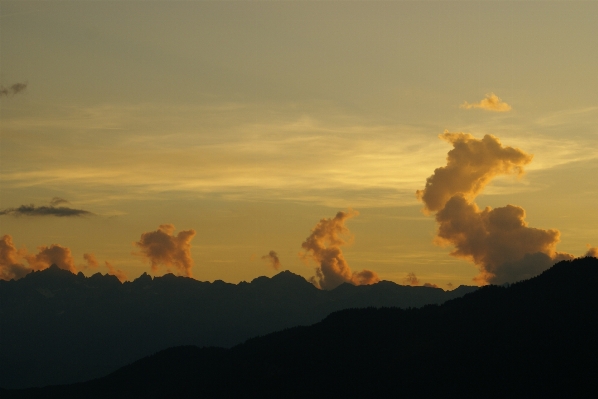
[1,0,597,288]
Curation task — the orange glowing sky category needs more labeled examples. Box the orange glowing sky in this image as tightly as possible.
[1,1,597,287]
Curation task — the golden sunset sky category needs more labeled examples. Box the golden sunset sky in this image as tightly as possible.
[1,1,597,288]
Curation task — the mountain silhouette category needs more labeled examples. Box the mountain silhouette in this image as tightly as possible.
[4,257,597,398]
[0,267,475,389]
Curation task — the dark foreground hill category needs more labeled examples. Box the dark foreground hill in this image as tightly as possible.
[0,267,475,389]
[5,256,598,398]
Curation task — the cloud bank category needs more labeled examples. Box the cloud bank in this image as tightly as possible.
[300,210,379,290]
[418,132,574,285]
[460,93,512,112]
[135,224,196,277]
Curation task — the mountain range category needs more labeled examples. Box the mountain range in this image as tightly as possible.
[4,256,597,398]
[0,266,475,389]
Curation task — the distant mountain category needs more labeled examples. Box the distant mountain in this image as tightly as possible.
[0,266,475,389]
[5,256,597,399]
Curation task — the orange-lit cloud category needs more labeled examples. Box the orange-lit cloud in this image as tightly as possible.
[135,224,196,277]
[0,235,30,280]
[423,282,439,288]
[105,261,128,282]
[25,244,77,273]
[261,250,281,270]
[418,133,575,285]
[403,272,420,286]
[460,93,512,112]
[586,245,598,257]
[83,253,100,269]
[416,132,532,213]
[300,210,379,290]
[1,235,79,280]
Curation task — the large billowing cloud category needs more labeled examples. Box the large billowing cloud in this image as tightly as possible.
[0,82,27,97]
[416,132,532,213]
[586,246,598,258]
[300,210,379,290]
[135,224,196,277]
[460,93,512,112]
[418,132,574,285]
[261,250,281,270]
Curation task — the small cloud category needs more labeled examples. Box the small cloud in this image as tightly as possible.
[261,250,281,270]
[0,202,93,217]
[423,282,439,288]
[50,197,70,206]
[105,261,128,282]
[83,253,100,269]
[135,224,196,277]
[586,245,598,258]
[0,82,27,97]
[25,243,78,274]
[403,272,420,286]
[447,282,454,289]
[0,235,30,281]
[460,93,512,112]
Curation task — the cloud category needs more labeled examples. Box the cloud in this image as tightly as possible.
[261,250,281,270]
[83,253,100,269]
[403,272,420,286]
[423,282,439,288]
[0,203,93,217]
[25,244,78,274]
[418,133,575,285]
[300,210,379,290]
[460,93,512,112]
[84,253,127,281]
[50,197,70,206]
[135,224,196,277]
[586,245,598,258]
[105,261,128,282]
[0,82,27,97]
[416,132,533,213]
[0,235,30,280]
[1,235,80,280]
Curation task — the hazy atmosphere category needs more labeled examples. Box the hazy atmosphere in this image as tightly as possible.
[1,1,597,288]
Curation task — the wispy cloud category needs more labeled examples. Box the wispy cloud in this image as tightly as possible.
[261,250,281,270]
[460,93,512,112]
[0,82,27,97]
